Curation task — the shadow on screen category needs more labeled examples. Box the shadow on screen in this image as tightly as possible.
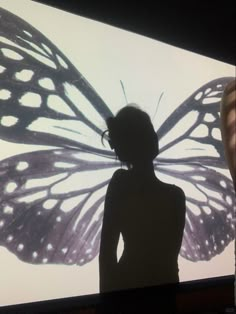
[99,106,186,310]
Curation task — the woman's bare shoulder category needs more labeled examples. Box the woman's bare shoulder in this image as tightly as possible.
[108,169,128,190]
[159,181,185,199]
[110,169,128,183]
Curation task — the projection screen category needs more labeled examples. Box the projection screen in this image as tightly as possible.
[0,0,235,307]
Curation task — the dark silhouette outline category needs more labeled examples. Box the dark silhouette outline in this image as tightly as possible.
[99,105,186,303]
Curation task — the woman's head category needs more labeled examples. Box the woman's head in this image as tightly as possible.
[105,105,159,166]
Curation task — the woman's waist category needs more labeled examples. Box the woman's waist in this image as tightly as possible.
[119,251,178,268]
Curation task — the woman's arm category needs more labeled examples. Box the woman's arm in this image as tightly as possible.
[99,171,122,293]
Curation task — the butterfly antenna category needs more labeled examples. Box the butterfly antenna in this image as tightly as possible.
[152,92,164,122]
[120,80,128,105]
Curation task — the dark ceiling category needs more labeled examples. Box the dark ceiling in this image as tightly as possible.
[35,1,235,66]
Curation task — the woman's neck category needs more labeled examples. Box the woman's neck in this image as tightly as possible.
[131,160,155,177]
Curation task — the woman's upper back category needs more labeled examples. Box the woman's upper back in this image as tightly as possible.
[109,169,186,262]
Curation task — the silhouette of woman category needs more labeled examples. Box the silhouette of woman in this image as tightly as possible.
[99,105,186,296]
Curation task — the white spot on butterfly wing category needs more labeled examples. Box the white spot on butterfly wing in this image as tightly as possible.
[42,258,48,263]
[5,182,17,193]
[6,235,13,242]
[42,43,52,55]
[208,91,221,97]
[61,195,83,212]
[54,151,63,155]
[190,124,208,138]
[226,196,233,206]
[56,54,68,69]
[209,200,225,211]
[46,243,53,251]
[187,202,201,216]
[54,162,76,169]
[19,92,42,108]
[0,89,11,100]
[14,69,34,82]
[0,220,5,228]
[23,30,32,37]
[43,199,58,210]
[47,95,76,117]
[56,216,62,222]
[1,48,23,60]
[227,213,232,220]
[204,88,212,95]
[211,128,221,140]
[17,243,24,251]
[192,175,205,182]
[202,97,220,104]
[61,247,68,254]
[32,252,38,258]
[0,65,6,73]
[194,91,203,100]
[16,161,29,171]
[204,113,216,122]
[67,259,73,264]
[38,78,55,90]
[202,206,211,215]
[17,191,47,204]
[220,180,227,188]
[3,205,14,214]
[1,116,18,127]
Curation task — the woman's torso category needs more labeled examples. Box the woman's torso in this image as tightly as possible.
[113,169,185,287]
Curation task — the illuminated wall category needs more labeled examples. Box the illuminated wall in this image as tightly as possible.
[0,0,235,307]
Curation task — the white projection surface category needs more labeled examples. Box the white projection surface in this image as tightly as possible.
[0,0,235,307]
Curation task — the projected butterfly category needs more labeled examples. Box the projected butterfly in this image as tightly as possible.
[0,8,235,266]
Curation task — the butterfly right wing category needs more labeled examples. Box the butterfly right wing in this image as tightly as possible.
[155,77,235,261]
[156,159,235,261]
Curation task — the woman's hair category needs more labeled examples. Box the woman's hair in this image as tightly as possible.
[103,105,159,166]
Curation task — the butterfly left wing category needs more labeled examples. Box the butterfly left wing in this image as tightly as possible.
[0,7,113,150]
[0,148,118,265]
[155,77,235,261]
[0,8,118,265]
